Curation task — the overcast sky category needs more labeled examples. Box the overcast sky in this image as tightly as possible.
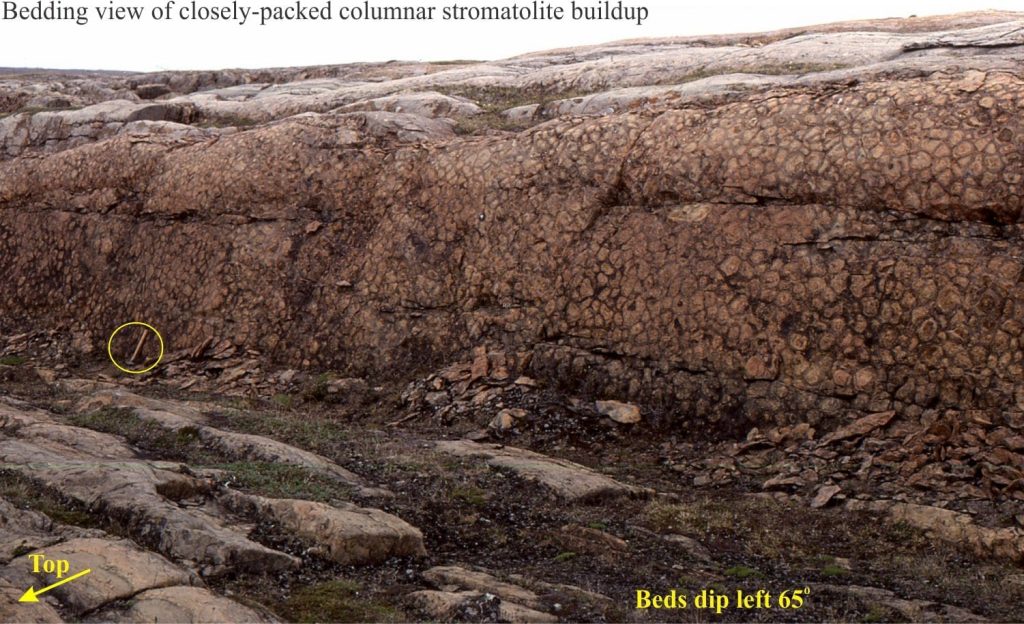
[0,0,1020,71]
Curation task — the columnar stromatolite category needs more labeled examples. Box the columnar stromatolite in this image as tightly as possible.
[2,14,1024,434]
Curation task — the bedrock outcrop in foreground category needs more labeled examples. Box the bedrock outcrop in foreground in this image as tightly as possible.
[2,12,1024,436]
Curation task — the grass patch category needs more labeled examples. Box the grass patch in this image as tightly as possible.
[212,462,351,503]
[68,408,219,463]
[862,603,899,623]
[303,372,333,402]
[271,393,295,409]
[451,485,488,507]
[0,470,99,528]
[822,563,850,577]
[0,354,26,366]
[642,496,935,562]
[70,409,351,503]
[206,409,349,458]
[641,494,1024,620]
[279,580,405,623]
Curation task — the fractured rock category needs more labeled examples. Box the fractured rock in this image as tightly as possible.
[810,484,842,509]
[0,577,62,623]
[78,389,364,486]
[221,491,426,565]
[100,586,274,623]
[407,589,557,623]
[422,566,543,610]
[0,538,193,615]
[814,583,987,622]
[0,500,67,564]
[846,499,1024,563]
[0,405,299,576]
[822,411,896,444]
[435,440,650,502]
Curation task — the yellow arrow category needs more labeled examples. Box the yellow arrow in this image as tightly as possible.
[18,569,92,603]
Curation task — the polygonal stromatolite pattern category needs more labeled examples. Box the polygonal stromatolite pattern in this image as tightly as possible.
[2,69,1024,432]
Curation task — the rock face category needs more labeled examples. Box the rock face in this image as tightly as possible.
[2,15,1024,439]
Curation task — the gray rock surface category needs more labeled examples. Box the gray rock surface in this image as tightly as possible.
[435,440,650,501]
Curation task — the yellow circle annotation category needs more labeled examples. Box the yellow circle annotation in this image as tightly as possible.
[107,321,165,375]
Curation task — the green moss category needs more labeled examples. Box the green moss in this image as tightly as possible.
[212,462,350,503]
[554,551,578,562]
[280,580,405,623]
[0,355,26,366]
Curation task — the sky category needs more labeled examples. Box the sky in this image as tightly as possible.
[0,0,1020,71]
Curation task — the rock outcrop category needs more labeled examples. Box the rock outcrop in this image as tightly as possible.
[4,20,1024,436]
[435,440,649,502]
[2,20,1024,621]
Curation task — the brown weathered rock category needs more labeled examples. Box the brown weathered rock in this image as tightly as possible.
[810,484,842,508]
[822,412,897,444]
[5,57,1024,438]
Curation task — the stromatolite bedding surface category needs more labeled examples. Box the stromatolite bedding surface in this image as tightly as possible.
[2,14,1024,433]
[2,12,1024,621]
